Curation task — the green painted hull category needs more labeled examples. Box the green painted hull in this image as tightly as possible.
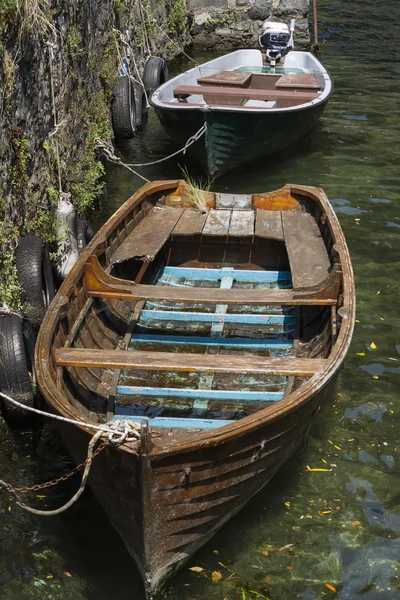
[155,101,328,177]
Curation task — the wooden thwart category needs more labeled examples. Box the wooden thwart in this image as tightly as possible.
[55,348,326,376]
[229,211,254,237]
[84,257,338,305]
[173,85,320,102]
[172,209,207,236]
[202,209,231,236]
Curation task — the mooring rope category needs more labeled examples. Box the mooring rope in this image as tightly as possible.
[95,123,205,180]
[0,390,141,515]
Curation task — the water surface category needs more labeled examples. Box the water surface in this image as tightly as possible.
[1,0,399,598]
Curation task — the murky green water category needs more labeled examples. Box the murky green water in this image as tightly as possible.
[1,0,400,598]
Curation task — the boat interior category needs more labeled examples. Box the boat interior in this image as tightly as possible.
[49,182,345,438]
[153,50,329,110]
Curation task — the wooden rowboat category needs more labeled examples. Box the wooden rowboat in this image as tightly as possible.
[35,181,354,597]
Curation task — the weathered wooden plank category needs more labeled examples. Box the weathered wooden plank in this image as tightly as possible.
[215,193,252,210]
[202,209,231,236]
[160,266,290,283]
[113,414,233,429]
[229,211,255,237]
[282,212,331,290]
[140,310,294,325]
[275,73,321,89]
[116,386,284,402]
[130,334,293,350]
[55,348,326,376]
[173,85,320,102]
[255,209,284,241]
[172,209,207,236]
[110,207,184,264]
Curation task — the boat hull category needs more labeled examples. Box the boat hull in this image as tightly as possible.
[155,101,327,177]
[59,373,335,598]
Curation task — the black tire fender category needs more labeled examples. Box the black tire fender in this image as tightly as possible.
[143,57,168,98]
[132,81,147,128]
[0,314,36,427]
[111,75,136,140]
[16,235,55,331]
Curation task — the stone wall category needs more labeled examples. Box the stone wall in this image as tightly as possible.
[187,0,310,50]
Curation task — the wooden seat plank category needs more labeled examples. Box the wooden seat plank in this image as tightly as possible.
[172,209,207,236]
[276,73,321,89]
[255,210,284,241]
[55,348,326,376]
[282,212,331,290]
[110,207,184,264]
[173,85,319,102]
[197,71,251,87]
[202,209,231,236]
[229,211,255,237]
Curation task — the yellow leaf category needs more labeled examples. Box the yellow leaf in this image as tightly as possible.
[8,506,11,512]
[306,515,313,519]
[356,352,365,356]
[46,574,53,579]
[352,520,361,526]
[321,511,332,514]
[328,440,333,444]
[64,572,72,577]
[189,566,204,572]
[262,550,269,556]
[287,565,293,570]
[284,502,291,507]
[334,445,341,450]
[321,458,327,464]
[370,342,377,349]
[373,375,379,380]
[307,466,332,472]
[36,495,46,499]
[213,550,219,555]
[211,571,222,583]
[376,291,380,295]
[355,319,360,323]
[325,583,337,592]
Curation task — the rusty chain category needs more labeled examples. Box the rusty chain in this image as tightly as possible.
[9,441,107,496]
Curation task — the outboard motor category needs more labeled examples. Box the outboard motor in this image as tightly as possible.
[259,19,295,66]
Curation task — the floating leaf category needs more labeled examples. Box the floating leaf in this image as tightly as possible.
[306,515,313,519]
[373,375,379,380]
[284,502,291,507]
[213,550,219,555]
[370,342,377,349]
[322,458,327,464]
[355,319,360,323]
[277,544,294,552]
[352,520,361,526]
[36,495,46,499]
[46,574,53,579]
[287,565,293,570]
[307,466,332,472]
[334,445,341,450]
[325,583,337,592]
[64,572,72,577]
[261,550,269,556]
[322,510,332,515]
[336,392,342,397]
[189,566,204,572]
[211,571,222,583]
[356,352,366,356]
[8,506,11,512]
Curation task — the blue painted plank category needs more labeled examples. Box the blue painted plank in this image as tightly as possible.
[141,310,295,325]
[160,266,291,284]
[113,414,233,429]
[130,333,293,349]
[116,386,284,401]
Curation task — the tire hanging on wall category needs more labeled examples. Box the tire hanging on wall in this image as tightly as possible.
[0,314,37,427]
[132,80,147,128]
[111,75,137,140]
[143,57,168,98]
[16,235,55,331]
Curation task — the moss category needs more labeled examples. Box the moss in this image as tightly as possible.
[0,220,22,309]
[66,26,83,58]
[167,0,186,35]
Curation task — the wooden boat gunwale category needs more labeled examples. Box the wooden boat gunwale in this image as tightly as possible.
[35,180,355,458]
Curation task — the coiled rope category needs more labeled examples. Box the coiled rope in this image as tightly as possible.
[0,390,141,516]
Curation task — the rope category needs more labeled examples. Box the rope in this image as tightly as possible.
[138,0,152,56]
[0,390,142,515]
[46,42,63,196]
[140,1,198,66]
[0,391,140,444]
[95,124,205,177]
[0,430,103,516]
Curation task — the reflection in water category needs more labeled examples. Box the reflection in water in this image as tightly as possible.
[1,0,400,598]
